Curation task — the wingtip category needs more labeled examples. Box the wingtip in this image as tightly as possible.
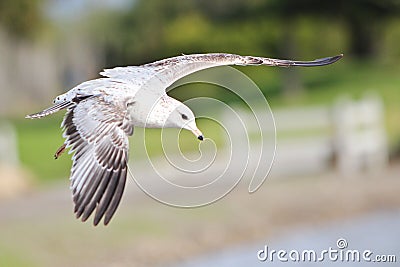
[25,114,36,119]
[25,112,47,119]
[291,53,344,67]
[334,53,344,61]
[326,54,344,65]
[318,54,344,65]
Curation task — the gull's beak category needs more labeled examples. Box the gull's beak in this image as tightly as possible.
[193,128,204,141]
[186,121,204,141]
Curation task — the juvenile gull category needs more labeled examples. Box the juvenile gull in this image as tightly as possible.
[25,53,343,226]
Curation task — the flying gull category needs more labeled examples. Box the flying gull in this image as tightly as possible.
[26,53,343,225]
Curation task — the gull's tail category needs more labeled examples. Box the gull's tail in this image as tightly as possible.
[25,102,73,119]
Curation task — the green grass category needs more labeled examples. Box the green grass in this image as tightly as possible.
[11,59,400,184]
[15,113,70,183]
[0,244,38,267]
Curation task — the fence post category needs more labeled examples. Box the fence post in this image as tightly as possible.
[332,94,388,175]
[0,122,19,166]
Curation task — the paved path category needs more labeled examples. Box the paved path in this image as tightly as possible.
[172,210,400,267]
[1,162,399,267]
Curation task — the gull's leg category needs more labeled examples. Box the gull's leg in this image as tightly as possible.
[54,143,66,159]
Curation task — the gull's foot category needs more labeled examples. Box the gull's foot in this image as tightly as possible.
[54,143,66,159]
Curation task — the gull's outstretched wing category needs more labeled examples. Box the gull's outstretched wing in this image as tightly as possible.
[63,96,133,226]
[100,53,343,91]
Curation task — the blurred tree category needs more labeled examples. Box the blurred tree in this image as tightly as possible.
[257,0,400,58]
[90,0,280,67]
[192,0,400,94]
[87,0,400,99]
[196,0,400,58]
[88,0,199,66]
[0,0,44,39]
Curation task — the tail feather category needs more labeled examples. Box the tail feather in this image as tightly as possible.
[25,101,73,119]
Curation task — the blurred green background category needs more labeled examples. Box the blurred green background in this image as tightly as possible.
[0,1,400,267]
[1,0,399,182]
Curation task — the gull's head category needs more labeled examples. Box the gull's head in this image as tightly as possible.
[164,100,203,141]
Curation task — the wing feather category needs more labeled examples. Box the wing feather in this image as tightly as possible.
[81,170,112,222]
[62,96,132,226]
[100,53,343,91]
[104,167,127,225]
[94,168,121,224]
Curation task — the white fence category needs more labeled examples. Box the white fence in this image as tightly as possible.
[0,122,31,199]
[224,94,388,177]
[0,29,100,116]
[0,122,19,166]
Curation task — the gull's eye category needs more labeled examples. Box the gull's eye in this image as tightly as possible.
[181,114,188,120]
